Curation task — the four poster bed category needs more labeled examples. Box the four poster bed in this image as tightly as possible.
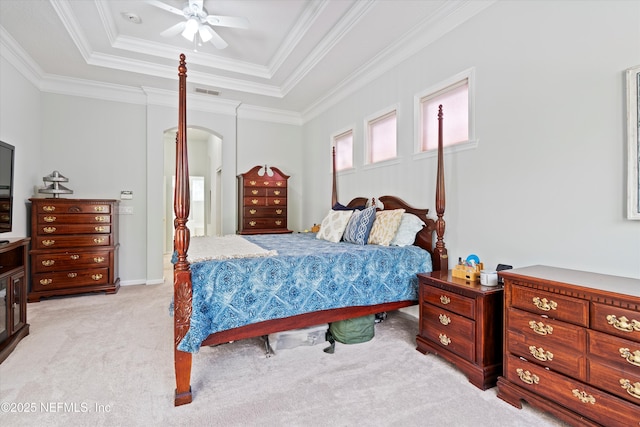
[172,54,449,406]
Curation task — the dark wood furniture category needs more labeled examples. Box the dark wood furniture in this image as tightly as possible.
[497,265,640,427]
[0,238,29,363]
[0,197,10,231]
[416,270,503,389]
[237,165,292,234]
[171,54,449,406]
[28,198,120,302]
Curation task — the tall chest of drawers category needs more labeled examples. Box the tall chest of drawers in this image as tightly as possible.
[28,198,120,302]
[416,271,504,390]
[237,165,292,234]
[497,265,640,427]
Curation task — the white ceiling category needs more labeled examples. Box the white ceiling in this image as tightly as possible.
[0,0,493,117]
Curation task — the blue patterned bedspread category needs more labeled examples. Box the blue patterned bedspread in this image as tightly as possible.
[178,233,432,352]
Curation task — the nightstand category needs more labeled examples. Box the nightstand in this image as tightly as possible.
[416,270,504,389]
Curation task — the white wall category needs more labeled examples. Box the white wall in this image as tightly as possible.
[302,0,640,279]
[0,56,42,237]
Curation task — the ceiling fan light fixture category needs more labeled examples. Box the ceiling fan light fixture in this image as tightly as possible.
[181,17,199,41]
[198,25,214,43]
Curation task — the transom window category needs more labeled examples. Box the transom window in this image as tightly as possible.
[332,129,353,171]
[366,109,397,164]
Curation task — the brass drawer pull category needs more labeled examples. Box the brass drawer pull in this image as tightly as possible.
[43,216,56,222]
[251,190,258,195]
[516,368,539,385]
[532,297,557,311]
[274,190,281,195]
[42,226,56,233]
[438,333,451,346]
[94,257,105,263]
[42,239,55,247]
[620,379,640,400]
[41,260,55,267]
[94,226,106,232]
[249,180,256,185]
[94,206,106,212]
[92,274,103,281]
[528,345,554,362]
[67,272,77,278]
[249,209,256,215]
[95,216,108,222]
[620,348,640,366]
[42,205,56,212]
[439,295,450,305]
[276,209,283,215]
[529,320,553,335]
[249,221,256,227]
[263,181,270,186]
[251,199,259,205]
[572,389,596,404]
[275,220,282,226]
[439,314,451,325]
[273,199,281,204]
[94,237,105,244]
[607,315,640,333]
[40,278,52,286]
[70,254,80,260]
[276,182,283,186]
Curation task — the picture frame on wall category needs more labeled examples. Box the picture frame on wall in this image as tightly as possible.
[627,65,640,220]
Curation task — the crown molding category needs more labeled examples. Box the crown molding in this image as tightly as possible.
[301,0,496,122]
[143,86,241,115]
[237,104,302,126]
[0,26,43,89]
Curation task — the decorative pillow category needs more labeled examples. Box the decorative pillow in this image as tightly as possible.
[390,213,425,246]
[342,206,377,245]
[368,209,405,246]
[332,202,365,211]
[316,209,353,243]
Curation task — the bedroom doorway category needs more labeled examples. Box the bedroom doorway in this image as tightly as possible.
[163,127,223,254]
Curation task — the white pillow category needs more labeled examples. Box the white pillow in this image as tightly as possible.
[316,210,353,243]
[390,213,425,246]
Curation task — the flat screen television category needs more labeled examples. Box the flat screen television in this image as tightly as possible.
[0,141,15,233]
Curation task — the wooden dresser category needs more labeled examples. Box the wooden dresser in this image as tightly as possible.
[28,198,120,302]
[237,165,292,234]
[0,238,29,363]
[497,265,640,427]
[416,270,504,389]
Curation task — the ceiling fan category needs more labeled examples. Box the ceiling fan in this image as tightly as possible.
[147,0,249,50]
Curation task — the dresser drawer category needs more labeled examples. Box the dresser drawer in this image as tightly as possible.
[504,354,640,427]
[507,307,585,347]
[33,202,112,214]
[244,188,287,197]
[242,218,288,230]
[422,285,475,319]
[35,223,111,236]
[506,328,586,380]
[33,234,112,250]
[588,358,640,405]
[421,303,475,361]
[242,197,286,207]
[243,207,286,218]
[244,179,287,188]
[36,213,112,226]
[510,284,589,326]
[32,250,111,273]
[32,268,110,291]
[591,302,640,342]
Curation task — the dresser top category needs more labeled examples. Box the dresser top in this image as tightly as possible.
[500,265,640,298]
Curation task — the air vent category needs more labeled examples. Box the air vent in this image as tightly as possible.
[195,88,220,96]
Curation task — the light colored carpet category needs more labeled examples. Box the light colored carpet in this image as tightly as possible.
[0,278,567,426]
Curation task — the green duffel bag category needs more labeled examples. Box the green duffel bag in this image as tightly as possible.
[324,314,375,353]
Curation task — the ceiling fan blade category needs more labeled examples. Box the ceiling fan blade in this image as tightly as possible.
[201,26,228,49]
[189,0,204,11]
[206,15,249,29]
[160,22,186,37]
[147,0,184,17]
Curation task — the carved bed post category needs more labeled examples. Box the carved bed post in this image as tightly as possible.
[174,53,193,406]
[434,105,448,272]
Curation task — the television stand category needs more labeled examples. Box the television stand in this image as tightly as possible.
[0,238,30,363]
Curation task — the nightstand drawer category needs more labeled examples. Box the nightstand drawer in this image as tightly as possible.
[421,303,475,361]
[422,285,475,319]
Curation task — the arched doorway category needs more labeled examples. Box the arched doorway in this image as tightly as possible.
[163,127,222,254]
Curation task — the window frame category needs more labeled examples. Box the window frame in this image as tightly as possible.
[363,104,401,169]
[413,68,477,160]
[331,126,355,173]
